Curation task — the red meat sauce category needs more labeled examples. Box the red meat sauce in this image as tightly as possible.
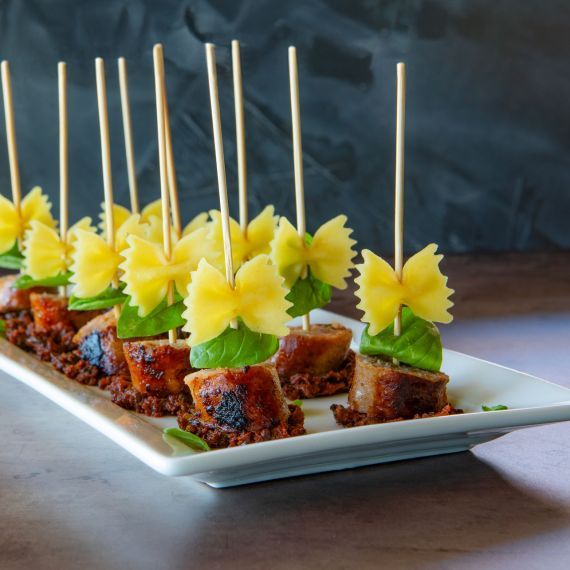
[178,403,305,448]
[330,403,462,427]
[280,350,355,400]
[2,309,192,417]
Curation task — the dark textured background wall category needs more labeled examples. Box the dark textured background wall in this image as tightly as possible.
[0,0,568,254]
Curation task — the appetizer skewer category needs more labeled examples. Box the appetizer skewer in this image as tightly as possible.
[332,63,458,426]
[269,47,357,400]
[177,43,304,448]
[107,44,199,416]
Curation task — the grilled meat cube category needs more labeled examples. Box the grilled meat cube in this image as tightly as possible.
[348,353,449,420]
[271,323,354,398]
[73,311,128,376]
[30,292,99,332]
[0,275,49,313]
[272,323,352,378]
[185,364,290,432]
[123,339,191,396]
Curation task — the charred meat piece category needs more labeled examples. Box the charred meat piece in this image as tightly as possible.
[179,364,305,447]
[188,364,289,431]
[30,292,100,332]
[332,353,451,425]
[123,339,191,396]
[272,323,354,399]
[0,275,49,313]
[73,311,128,376]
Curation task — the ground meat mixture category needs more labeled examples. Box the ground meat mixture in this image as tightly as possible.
[107,376,193,417]
[330,403,463,427]
[280,350,355,400]
[50,348,103,386]
[177,403,305,448]
[3,309,107,386]
[3,310,34,350]
[4,309,75,358]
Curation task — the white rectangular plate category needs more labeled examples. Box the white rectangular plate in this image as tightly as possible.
[2,309,570,488]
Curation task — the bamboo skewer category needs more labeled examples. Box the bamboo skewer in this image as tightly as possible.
[163,95,182,240]
[58,62,69,298]
[118,57,140,214]
[205,43,238,330]
[95,58,120,320]
[1,61,22,237]
[155,49,181,240]
[288,46,310,332]
[153,44,177,343]
[393,62,406,363]
[232,40,248,234]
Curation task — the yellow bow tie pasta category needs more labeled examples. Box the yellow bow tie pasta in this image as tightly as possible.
[182,254,292,347]
[22,217,95,280]
[355,243,454,336]
[208,206,277,268]
[182,212,210,236]
[0,187,55,254]
[70,215,147,299]
[120,226,220,317]
[270,214,357,289]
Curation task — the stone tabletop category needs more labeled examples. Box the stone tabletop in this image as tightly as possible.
[1,252,570,570]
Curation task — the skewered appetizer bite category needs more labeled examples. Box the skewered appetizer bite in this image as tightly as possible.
[179,255,304,447]
[332,63,459,426]
[269,47,357,400]
[331,245,457,425]
[103,45,206,417]
[270,216,357,399]
[176,43,304,448]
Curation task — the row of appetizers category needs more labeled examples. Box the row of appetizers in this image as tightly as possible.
[0,43,456,449]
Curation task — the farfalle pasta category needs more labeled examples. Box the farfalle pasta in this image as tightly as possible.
[0,187,55,254]
[69,215,147,299]
[208,205,277,268]
[354,243,454,336]
[120,227,219,316]
[22,217,95,280]
[270,214,356,289]
[182,254,292,346]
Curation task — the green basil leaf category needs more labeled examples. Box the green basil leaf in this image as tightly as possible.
[68,286,127,311]
[292,399,303,407]
[0,241,23,269]
[14,271,72,289]
[117,294,185,339]
[163,427,210,451]
[286,270,331,317]
[0,318,5,336]
[482,404,509,412]
[190,320,279,368]
[360,307,443,372]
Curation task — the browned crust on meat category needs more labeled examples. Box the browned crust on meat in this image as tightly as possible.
[0,275,50,313]
[185,364,290,432]
[74,311,128,376]
[331,403,462,427]
[272,323,353,379]
[107,376,193,417]
[280,349,355,399]
[123,339,191,396]
[30,292,100,332]
[177,403,305,448]
[348,353,450,420]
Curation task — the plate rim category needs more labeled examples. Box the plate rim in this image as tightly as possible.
[2,309,570,477]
